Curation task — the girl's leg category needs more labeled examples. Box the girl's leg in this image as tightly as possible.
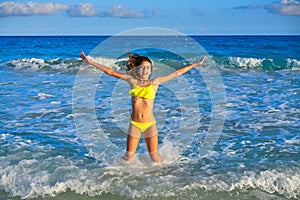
[123,123,141,161]
[144,125,163,163]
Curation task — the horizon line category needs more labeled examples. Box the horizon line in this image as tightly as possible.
[1,33,300,36]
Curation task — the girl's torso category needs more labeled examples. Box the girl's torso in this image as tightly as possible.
[129,80,158,123]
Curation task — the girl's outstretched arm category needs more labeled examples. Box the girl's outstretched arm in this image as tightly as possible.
[153,56,206,84]
[80,51,130,81]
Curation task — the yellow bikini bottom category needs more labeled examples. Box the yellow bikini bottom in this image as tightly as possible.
[130,120,156,133]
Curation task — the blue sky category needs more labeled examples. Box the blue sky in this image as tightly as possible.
[0,0,299,35]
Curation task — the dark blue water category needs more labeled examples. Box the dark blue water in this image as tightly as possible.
[0,34,299,200]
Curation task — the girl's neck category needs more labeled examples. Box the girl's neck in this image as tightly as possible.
[135,75,150,82]
[137,78,150,84]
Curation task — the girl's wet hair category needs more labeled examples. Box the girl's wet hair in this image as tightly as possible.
[126,51,152,72]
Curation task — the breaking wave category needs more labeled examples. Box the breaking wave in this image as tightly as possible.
[1,55,299,74]
[0,145,299,199]
[214,56,300,71]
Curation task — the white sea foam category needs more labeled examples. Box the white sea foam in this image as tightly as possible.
[90,56,123,70]
[2,55,300,74]
[1,134,6,141]
[2,58,82,72]
[11,58,45,70]
[229,57,265,68]
[224,56,300,70]
[0,136,185,199]
[1,146,299,200]
[34,93,54,100]
[50,101,61,105]
[231,169,300,199]
[287,58,300,70]
[284,139,300,144]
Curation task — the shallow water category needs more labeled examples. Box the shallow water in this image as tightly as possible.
[0,35,299,199]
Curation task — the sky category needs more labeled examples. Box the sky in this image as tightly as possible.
[0,0,299,35]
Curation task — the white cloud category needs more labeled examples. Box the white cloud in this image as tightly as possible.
[0,1,68,17]
[68,4,146,18]
[0,1,150,18]
[67,3,98,17]
[266,0,300,16]
[105,5,145,18]
[233,0,300,16]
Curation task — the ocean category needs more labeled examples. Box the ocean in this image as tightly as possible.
[0,32,299,199]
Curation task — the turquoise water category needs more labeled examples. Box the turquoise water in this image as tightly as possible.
[0,35,299,199]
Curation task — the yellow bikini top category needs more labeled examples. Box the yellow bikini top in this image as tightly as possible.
[129,81,156,99]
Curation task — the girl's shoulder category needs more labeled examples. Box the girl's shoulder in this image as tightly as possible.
[151,77,161,86]
[126,76,138,87]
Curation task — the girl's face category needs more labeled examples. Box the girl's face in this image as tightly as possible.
[135,61,152,80]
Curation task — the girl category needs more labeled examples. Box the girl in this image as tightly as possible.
[80,51,206,162]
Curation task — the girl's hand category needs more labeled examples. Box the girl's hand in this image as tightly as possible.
[192,56,206,67]
[80,51,90,64]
